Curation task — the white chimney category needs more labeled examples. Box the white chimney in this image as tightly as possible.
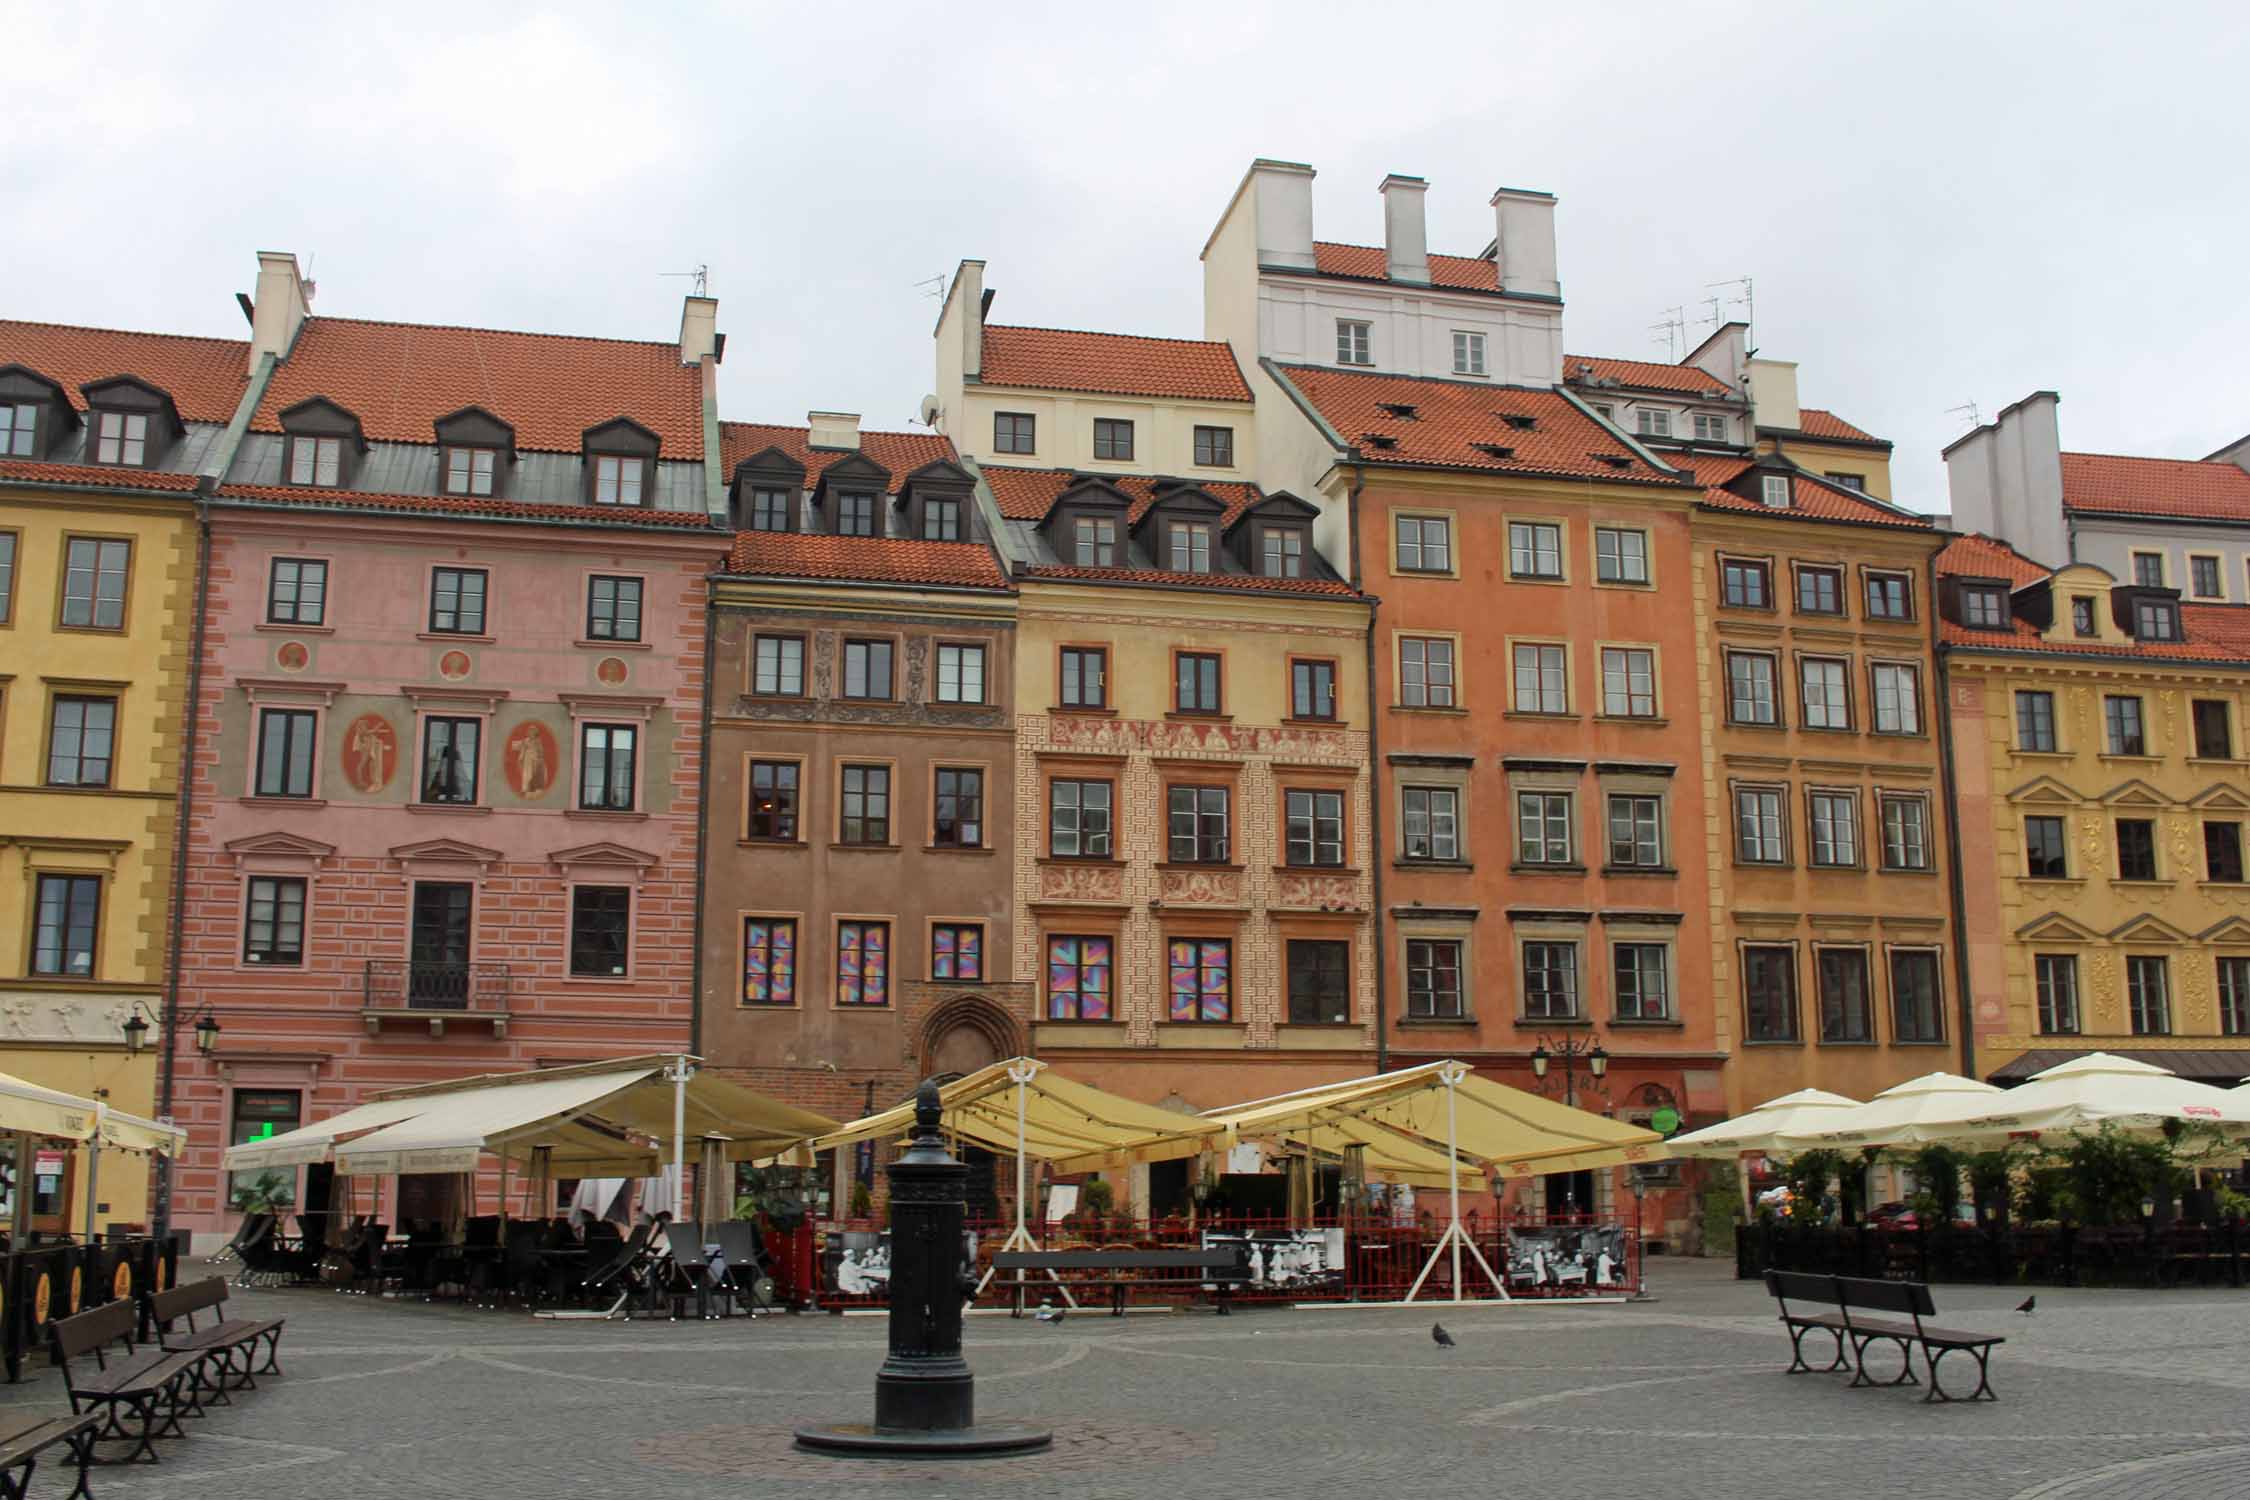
[1379,174,1429,285]
[678,295,718,365]
[1746,358,1801,433]
[808,410,861,451]
[247,251,312,373]
[1251,159,1317,271]
[954,260,985,382]
[1944,391,2067,565]
[1488,188,1559,300]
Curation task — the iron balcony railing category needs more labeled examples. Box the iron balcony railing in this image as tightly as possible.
[362,960,513,1012]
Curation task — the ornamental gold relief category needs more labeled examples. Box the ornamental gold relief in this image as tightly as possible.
[2182,964,2214,1027]
[2080,814,2106,861]
[2088,953,2120,1028]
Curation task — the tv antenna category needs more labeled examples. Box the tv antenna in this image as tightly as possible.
[1649,306,1686,361]
[1945,400,1983,431]
[1706,275,1753,334]
[912,274,947,299]
[662,264,711,297]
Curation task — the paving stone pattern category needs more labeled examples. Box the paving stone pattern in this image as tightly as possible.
[7,1257,2249,1499]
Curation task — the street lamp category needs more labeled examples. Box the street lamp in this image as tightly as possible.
[1527,1037,1608,1108]
[194,1009,221,1055]
[121,1006,151,1056]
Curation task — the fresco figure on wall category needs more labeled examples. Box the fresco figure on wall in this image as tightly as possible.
[506,721,559,800]
[341,714,397,794]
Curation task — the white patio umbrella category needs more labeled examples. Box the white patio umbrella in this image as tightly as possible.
[1929,1053,2250,1146]
[1665,1088,1861,1158]
[1774,1073,2004,1150]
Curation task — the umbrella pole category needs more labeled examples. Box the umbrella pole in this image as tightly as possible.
[973,1061,1072,1311]
[668,1056,691,1221]
[83,1104,105,1243]
[1404,1062,1508,1304]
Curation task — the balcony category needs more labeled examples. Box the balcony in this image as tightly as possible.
[361,961,515,1038]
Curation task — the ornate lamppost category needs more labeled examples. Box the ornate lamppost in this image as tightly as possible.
[1528,1036,1609,1109]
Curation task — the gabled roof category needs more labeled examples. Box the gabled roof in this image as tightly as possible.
[1309,242,1504,295]
[722,532,1008,589]
[1678,453,1932,530]
[1937,533,2055,589]
[980,465,1265,528]
[1792,407,1884,445]
[0,320,249,423]
[718,423,954,495]
[2059,451,2250,523]
[252,317,705,459]
[1562,353,1733,398]
[214,481,716,530]
[978,325,1252,402]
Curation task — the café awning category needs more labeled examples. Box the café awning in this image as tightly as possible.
[810,1058,1222,1167]
[0,1072,187,1156]
[1665,1087,1862,1158]
[1915,1052,2250,1146]
[223,1096,432,1173]
[1774,1073,2003,1150]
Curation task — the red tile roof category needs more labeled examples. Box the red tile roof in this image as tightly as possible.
[0,320,249,422]
[1275,367,1685,487]
[1310,242,1504,295]
[1563,354,1733,398]
[2059,451,2250,523]
[216,482,715,529]
[1018,564,1360,598]
[0,459,204,493]
[718,423,955,494]
[1936,532,2055,588]
[251,317,705,459]
[1678,453,1933,530]
[1937,531,2250,662]
[723,532,1008,589]
[979,466,1265,527]
[1793,407,1883,444]
[978,326,1252,403]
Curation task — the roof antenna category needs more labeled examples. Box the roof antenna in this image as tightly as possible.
[1648,306,1685,361]
[1946,400,1983,431]
[912,274,947,299]
[1706,276,1753,337]
[661,265,711,297]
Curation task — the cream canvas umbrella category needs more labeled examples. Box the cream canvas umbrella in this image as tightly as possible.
[1666,1088,1861,1158]
[1774,1073,2004,1150]
[1921,1053,2250,1145]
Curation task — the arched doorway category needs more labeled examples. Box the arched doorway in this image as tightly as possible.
[918,995,1022,1222]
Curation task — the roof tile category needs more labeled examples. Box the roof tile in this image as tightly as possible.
[724,531,1007,588]
[979,465,1264,527]
[979,326,1251,402]
[1794,407,1882,444]
[0,319,249,423]
[1936,532,2055,588]
[718,423,956,495]
[2060,451,2250,523]
[1938,531,2250,662]
[1683,453,1932,530]
[216,482,715,529]
[0,459,204,492]
[1310,242,1504,295]
[1563,353,1733,397]
[1019,564,1360,598]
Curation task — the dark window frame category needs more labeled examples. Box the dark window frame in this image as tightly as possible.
[1742,943,1801,1042]
[576,722,638,812]
[1863,569,1914,621]
[1286,939,1352,1024]
[46,694,118,787]
[932,766,985,849]
[1290,658,1337,721]
[2016,690,2058,752]
[2024,814,2069,879]
[59,535,131,631]
[1092,418,1135,462]
[835,919,891,1007]
[1048,778,1114,859]
[1193,425,1234,467]
[1173,651,1223,715]
[1166,784,1231,864]
[1404,937,1465,1018]
[1284,787,1345,868]
[2116,818,2159,881]
[266,556,328,626]
[254,707,319,799]
[1816,946,1874,1043]
[1059,646,1108,709]
[441,444,498,496]
[746,759,800,842]
[568,885,632,977]
[838,763,893,846]
[585,574,644,643]
[428,566,489,635]
[31,873,102,978]
[1793,564,1844,616]
[932,922,985,982]
[741,917,798,1006]
[1401,785,1460,863]
[418,715,482,805]
[993,412,1036,455]
[1720,556,1772,610]
[2035,953,2080,1035]
[243,875,307,966]
[841,638,896,701]
[751,633,807,698]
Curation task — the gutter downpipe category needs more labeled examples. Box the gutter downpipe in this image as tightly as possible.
[1346,462,1388,1074]
[1929,552,1977,1083]
[690,571,718,1058]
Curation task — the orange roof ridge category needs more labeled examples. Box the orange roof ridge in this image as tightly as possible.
[0,317,248,351]
[721,418,946,442]
[304,313,683,351]
[984,322,1233,348]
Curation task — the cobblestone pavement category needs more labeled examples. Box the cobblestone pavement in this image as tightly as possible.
[8,1257,2249,1499]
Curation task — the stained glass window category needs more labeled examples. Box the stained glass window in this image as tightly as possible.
[741,918,796,1006]
[932,924,982,982]
[1168,938,1232,1022]
[1048,936,1112,1020]
[837,921,889,1006]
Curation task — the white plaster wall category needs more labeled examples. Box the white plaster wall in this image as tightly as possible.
[2068,517,2250,599]
[1255,278,1562,386]
[1248,364,1353,566]
[951,386,1256,480]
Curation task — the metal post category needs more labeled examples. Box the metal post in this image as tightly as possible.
[1445,1065,1462,1303]
[82,1105,105,1243]
[1013,1062,1028,1311]
[669,1056,692,1219]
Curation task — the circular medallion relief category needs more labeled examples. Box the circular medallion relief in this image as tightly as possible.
[274,641,310,672]
[596,656,630,687]
[438,650,473,681]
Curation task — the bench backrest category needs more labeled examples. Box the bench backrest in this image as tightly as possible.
[1836,1275,1936,1318]
[51,1298,136,1365]
[1763,1269,1840,1306]
[149,1278,227,1325]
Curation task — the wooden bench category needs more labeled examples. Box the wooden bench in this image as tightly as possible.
[990,1247,1251,1316]
[1764,1269,2005,1402]
[146,1278,286,1393]
[48,1300,205,1465]
[0,1410,102,1500]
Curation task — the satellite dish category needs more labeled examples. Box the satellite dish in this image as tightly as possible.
[917,394,942,429]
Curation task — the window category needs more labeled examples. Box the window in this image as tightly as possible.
[1073,517,1116,566]
[1692,412,1728,442]
[2071,597,2097,636]
[419,716,481,803]
[2104,695,2146,755]
[1880,795,1931,872]
[227,1089,301,1205]
[2126,955,2170,1035]
[1871,663,1921,734]
[1174,652,1222,714]
[267,558,327,626]
[1613,943,1670,1020]
[2207,821,2244,883]
[1522,942,1580,1019]
[1060,647,1107,708]
[1607,795,1663,869]
[2222,958,2250,1036]
[994,413,1036,455]
[839,764,891,845]
[1405,939,1464,1018]
[1795,566,1842,615]
[1046,936,1113,1020]
[0,532,14,622]
[254,708,317,798]
[1594,527,1648,585]
[837,921,890,1007]
[1433,330,1482,377]
[746,760,799,841]
[1401,787,1459,862]
[1399,637,1455,707]
[60,537,129,629]
[750,488,792,531]
[2017,691,2058,752]
[1760,474,1791,509]
[592,455,642,507]
[577,724,636,812]
[842,639,895,700]
[2183,556,2215,597]
[1743,945,1800,1041]
[1168,939,1232,1022]
[1166,521,1212,573]
[290,435,342,487]
[0,402,36,456]
[1600,648,1656,717]
[1864,571,1912,620]
[1291,659,1336,720]
[2134,600,2180,641]
[1512,643,1568,714]
[1194,425,1234,467]
[569,886,631,976]
[46,696,116,786]
[1286,789,1345,867]
[1516,791,1574,865]
[1336,320,1371,365]
[1817,948,1873,1042]
[2024,815,2069,878]
[1508,521,1563,579]
[1395,516,1451,573]
[1092,419,1134,461]
[243,876,307,965]
[2116,818,2158,881]
[933,768,984,847]
[1726,652,1779,726]
[1890,950,1943,1042]
[835,494,877,536]
[1826,472,1867,492]
[1721,557,1770,609]
[741,918,797,1005]
[1961,587,2007,629]
[932,924,983,982]
[93,410,148,466]
[397,885,465,1005]
[443,446,496,496]
[31,874,100,977]
[753,635,805,696]
[1287,940,1352,1024]
[1635,408,1672,438]
[2131,552,2166,588]
[921,498,962,541]
[429,567,487,635]
[1261,527,1305,578]
[1799,657,1850,730]
[2194,700,2234,759]
[1167,786,1230,863]
[1808,791,1861,868]
[586,576,643,643]
[936,644,986,704]
[1735,786,1786,864]
[2035,955,2080,1034]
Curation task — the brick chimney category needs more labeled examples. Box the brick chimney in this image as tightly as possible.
[1379,174,1429,285]
[246,251,312,373]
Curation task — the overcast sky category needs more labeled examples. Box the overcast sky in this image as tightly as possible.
[12,3,2247,511]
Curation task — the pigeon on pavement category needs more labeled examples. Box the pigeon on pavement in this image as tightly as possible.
[2015,1295,2036,1315]
[1035,1301,1068,1324]
[1432,1322,1455,1348]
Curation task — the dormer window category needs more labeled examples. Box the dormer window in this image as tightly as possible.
[445,446,496,496]
[1760,474,1791,508]
[836,494,877,537]
[1260,527,1305,578]
[2071,597,2097,636]
[95,410,149,466]
[592,454,645,506]
[1635,409,1671,439]
[1961,585,2007,629]
[750,488,793,531]
[1693,413,1728,442]
[289,436,342,487]
[922,497,962,541]
[1074,517,1116,566]
[1,402,36,456]
[2134,599,2181,642]
[1167,520,1212,574]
